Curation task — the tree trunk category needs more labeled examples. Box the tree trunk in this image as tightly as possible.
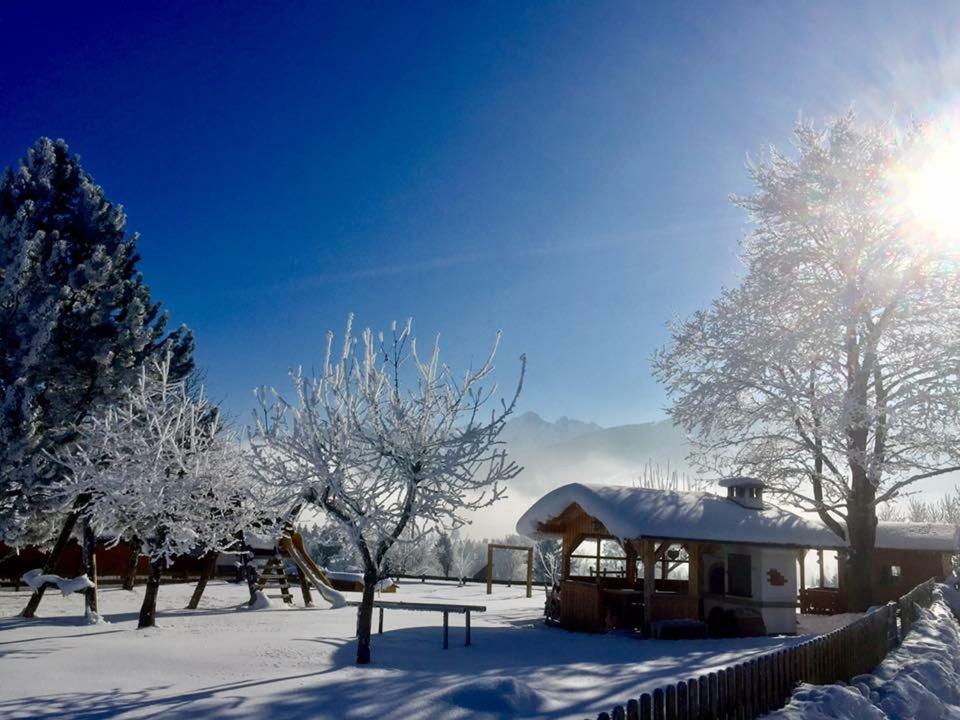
[20,508,81,618]
[81,518,99,618]
[355,568,378,665]
[186,551,218,610]
[138,559,164,629]
[844,504,877,612]
[122,538,141,591]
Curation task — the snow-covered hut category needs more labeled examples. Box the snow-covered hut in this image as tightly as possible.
[801,521,959,613]
[516,478,842,636]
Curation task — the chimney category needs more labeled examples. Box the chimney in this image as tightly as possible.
[718,477,766,510]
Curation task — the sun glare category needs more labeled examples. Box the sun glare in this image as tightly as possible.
[891,120,960,246]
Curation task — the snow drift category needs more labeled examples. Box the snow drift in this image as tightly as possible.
[769,584,960,719]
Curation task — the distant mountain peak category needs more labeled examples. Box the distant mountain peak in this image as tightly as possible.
[501,411,603,448]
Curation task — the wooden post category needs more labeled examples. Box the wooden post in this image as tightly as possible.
[443,610,449,649]
[297,567,314,607]
[626,541,638,585]
[526,547,533,598]
[561,535,571,580]
[466,609,471,646]
[818,548,826,588]
[596,537,602,578]
[687,542,700,618]
[378,607,384,634]
[798,550,807,590]
[642,539,655,635]
[486,544,494,595]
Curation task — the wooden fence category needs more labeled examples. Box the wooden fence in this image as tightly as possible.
[590,578,939,720]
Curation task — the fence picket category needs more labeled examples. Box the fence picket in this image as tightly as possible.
[653,687,665,720]
[640,693,652,720]
[677,681,688,720]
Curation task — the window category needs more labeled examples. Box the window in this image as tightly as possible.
[881,564,902,585]
[569,538,626,579]
[727,553,752,597]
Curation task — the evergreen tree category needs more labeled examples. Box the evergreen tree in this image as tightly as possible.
[0,138,193,615]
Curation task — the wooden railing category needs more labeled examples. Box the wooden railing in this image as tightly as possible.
[799,586,844,615]
[589,577,939,720]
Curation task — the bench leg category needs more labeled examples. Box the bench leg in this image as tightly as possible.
[466,610,471,646]
[378,607,383,635]
[443,611,449,649]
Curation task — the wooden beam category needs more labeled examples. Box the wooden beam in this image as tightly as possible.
[687,542,701,599]
[798,549,807,591]
[625,541,637,584]
[642,539,655,635]
[526,547,534,598]
[486,543,494,595]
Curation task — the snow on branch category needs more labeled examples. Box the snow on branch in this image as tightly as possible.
[57,353,263,565]
[249,316,526,579]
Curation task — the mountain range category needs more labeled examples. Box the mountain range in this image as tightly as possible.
[466,411,693,538]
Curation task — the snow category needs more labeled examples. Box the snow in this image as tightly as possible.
[769,584,960,719]
[21,569,95,596]
[516,483,843,548]
[248,590,274,609]
[874,522,960,552]
[0,580,809,719]
[324,570,396,592]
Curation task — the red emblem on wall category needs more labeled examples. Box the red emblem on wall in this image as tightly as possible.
[767,569,787,586]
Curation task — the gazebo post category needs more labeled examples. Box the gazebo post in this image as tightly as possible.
[642,539,655,636]
[687,542,701,617]
[625,541,637,585]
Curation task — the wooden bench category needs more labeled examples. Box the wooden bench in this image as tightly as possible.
[346,600,486,649]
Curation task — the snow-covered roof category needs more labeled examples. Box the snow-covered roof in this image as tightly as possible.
[516,483,844,549]
[875,522,960,552]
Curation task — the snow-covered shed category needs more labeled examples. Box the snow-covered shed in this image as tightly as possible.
[516,479,843,636]
[801,520,959,613]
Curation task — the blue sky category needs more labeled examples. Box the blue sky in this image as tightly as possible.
[3,2,959,427]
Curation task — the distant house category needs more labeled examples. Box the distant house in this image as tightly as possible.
[516,478,842,636]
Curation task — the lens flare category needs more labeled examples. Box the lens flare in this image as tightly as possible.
[890,118,960,247]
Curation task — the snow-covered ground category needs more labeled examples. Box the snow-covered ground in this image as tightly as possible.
[0,580,814,719]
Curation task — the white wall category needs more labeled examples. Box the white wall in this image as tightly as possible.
[701,543,799,635]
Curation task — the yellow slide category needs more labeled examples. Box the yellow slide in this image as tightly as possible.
[280,533,347,608]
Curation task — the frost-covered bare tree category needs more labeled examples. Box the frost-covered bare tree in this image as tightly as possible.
[250,316,524,664]
[654,113,960,611]
[451,531,483,584]
[534,538,562,587]
[632,460,711,492]
[60,355,257,627]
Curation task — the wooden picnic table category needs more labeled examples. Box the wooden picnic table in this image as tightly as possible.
[346,600,487,648]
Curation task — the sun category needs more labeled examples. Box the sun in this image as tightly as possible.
[890,119,960,246]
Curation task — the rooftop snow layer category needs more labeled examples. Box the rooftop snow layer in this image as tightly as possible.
[874,522,960,552]
[516,483,845,548]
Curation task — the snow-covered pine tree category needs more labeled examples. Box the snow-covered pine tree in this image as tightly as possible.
[60,354,257,627]
[250,316,525,664]
[0,138,194,617]
[654,113,960,611]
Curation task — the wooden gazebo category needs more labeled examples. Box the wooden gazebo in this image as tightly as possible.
[517,480,843,636]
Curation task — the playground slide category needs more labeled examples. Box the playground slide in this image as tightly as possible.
[281,535,348,609]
